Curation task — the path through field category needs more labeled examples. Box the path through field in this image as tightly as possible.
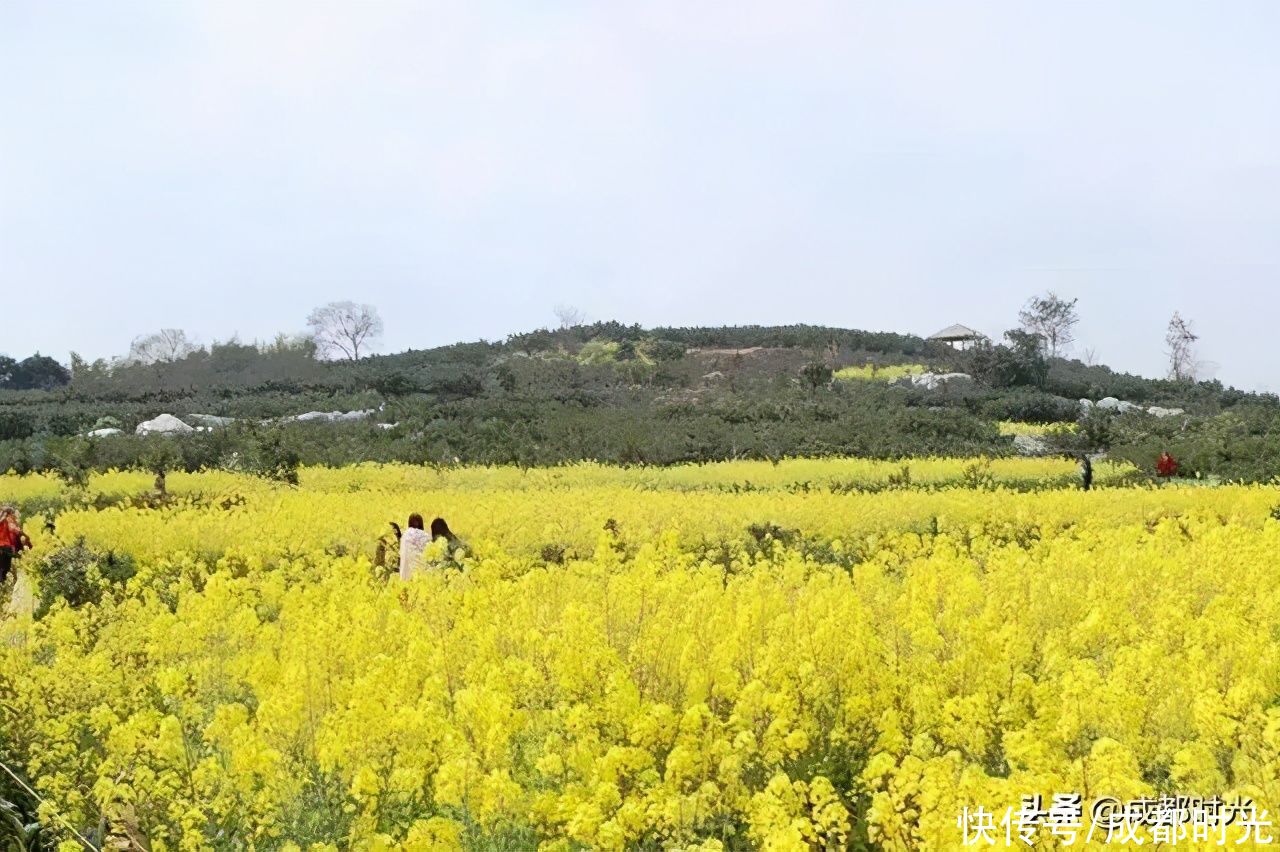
[2,570,33,620]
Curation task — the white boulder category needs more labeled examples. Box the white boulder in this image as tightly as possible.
[1096,397,1141,414]
[1147,406,1185,418]
[85,427,123,438]
[286,408,375,424]
[903,372,973,391]
[1013,434,1049,456]
[135,414,195,436]
[186,413,236,427]
[292,411,337,423]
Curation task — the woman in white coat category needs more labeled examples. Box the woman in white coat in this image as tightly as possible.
[399,513,430,579]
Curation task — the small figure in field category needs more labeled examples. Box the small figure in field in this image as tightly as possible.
[398,514,430,580]
[1079,455,1093,491]
[0,506,33,585]
[1157,451,1180,478]
[373,516,401,570]
[374,525,397,577]
[601,517,627,556]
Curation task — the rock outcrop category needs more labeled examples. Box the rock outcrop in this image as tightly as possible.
[1085,398,1186,418]
[1013,434,1049,456]
[896,372,974,391]
[1096,397,1141,414]
[284,408,376,424]
[186,413,236,427]
[135,414,195,436]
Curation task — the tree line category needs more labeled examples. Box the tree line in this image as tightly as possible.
[0,292,1209,392]
[0,354,71,391]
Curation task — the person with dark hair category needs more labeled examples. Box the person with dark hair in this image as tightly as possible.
[398,513,429,580]
[430,517,466,568]
[430,517,456,544]
[1079,454,1093,491]
[0,506,32,586]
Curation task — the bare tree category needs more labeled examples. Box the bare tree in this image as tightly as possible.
[1018,292,1079,358]
[128,329,197,364]
[554,304,587,329]
[306,302,384,361]
[1166,311,1199,382]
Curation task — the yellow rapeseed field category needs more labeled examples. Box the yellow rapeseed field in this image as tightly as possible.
[831,365,927,383]
[3,459,1279,850]
[995,422,1080,438]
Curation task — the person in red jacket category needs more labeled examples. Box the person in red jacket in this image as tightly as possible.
[1157,451,1180,477]
[0,506,32,585]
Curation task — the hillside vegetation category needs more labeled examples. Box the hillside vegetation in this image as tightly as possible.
[0,322,1276,481]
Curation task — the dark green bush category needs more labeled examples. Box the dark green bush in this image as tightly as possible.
[981,391,1079,424]
[32,538,137,619]
[800,362,834,390]
[0,411,36,441]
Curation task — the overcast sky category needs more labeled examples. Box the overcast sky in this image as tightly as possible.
[2,3,1278,389]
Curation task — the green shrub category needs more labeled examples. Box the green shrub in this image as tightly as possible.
[800,362,834,390]
[251,428,301,485]
[0,412,36,441]
[33,538,137,619]
[981,390,1079,424]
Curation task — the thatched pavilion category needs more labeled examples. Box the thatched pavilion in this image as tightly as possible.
[928,323,987,350]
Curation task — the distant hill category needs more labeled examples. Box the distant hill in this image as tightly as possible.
[0,322,1276,481]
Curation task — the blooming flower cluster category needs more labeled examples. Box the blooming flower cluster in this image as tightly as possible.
[995,421,1079,437]
[1,461,1278,849]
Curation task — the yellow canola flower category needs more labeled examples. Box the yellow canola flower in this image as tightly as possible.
[997,420,1080,437]
[832,364,928,382]
[1,461,1278,848]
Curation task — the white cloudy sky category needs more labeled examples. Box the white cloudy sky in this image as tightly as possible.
[2,2,1278,388]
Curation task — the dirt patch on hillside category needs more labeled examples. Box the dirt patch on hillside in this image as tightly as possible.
[687,347,810,377]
